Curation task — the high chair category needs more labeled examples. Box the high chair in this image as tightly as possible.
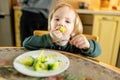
[33,30,99,41]
[34,30,49,36]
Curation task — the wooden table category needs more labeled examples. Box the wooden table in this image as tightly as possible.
[0,47,120,80]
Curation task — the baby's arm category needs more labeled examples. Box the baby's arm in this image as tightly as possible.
[23,34,53,50]
[70,34,101,57]
[70,34,90,50]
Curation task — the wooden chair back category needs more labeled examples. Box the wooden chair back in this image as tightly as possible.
[34,30,49,36]
[33,30,98,41]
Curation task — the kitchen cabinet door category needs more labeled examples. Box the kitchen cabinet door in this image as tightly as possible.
[14,7,21,47]
[92,15,120,66]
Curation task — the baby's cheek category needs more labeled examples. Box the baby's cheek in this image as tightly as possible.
[68,26,74,33]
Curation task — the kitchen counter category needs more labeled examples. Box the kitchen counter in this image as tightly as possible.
[77,9,120,16]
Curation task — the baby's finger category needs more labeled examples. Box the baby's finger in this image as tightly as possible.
[75,40,84,47]
[70,36,83,45]
[77,41,86,48]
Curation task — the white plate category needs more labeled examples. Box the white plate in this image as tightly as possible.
[13,50,70,77]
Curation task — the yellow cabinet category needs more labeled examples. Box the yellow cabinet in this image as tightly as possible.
[93,14,120,66]
[13,7,21,47]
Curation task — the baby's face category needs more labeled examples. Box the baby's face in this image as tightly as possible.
[50,6,75,37]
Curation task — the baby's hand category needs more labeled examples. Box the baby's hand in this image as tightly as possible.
[51,26,66,40]
[53,30,63,39]
[70,34,90,49]
[50,29,63,42]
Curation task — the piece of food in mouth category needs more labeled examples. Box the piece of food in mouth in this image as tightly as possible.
[59,26,66,33]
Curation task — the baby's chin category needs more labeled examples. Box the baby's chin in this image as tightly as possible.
[56,41,69,46]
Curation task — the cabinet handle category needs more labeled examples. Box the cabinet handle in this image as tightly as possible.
[102,17,113,21]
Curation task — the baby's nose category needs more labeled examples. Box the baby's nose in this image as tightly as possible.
[57,21,64,26]
[58,24,63,27]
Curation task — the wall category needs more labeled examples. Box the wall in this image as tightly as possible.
[63,0,100,10]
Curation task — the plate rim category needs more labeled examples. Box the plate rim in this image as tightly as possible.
[13,49,70,77]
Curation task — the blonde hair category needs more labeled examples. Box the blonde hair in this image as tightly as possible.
[48,3,83,34]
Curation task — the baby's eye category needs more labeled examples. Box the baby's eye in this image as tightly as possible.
[55,18,60,21]
[66,20,70,23]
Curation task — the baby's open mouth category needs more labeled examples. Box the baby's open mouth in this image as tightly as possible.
[51,32,69,43]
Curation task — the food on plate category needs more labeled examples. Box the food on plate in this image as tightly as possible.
[47,60,61,70]
[33,50,48,71]
[19,50,61,71]
[33,50,60,71]
[19,56,35,66]
[59,26,66,33]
